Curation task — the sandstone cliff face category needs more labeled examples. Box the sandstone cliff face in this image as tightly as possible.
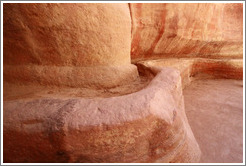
[4,3,131,66]
[3,3,243,163]
[4,3,138,88]
[130,3,243,61]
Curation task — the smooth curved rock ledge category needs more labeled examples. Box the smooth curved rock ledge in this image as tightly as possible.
[3,64,139,89]
[135,58,243,89]
[3,67,201,163]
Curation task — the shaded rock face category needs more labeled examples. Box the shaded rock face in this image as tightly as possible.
[130,3,243,61]
[4,3,138,88]
[136,58,243,90]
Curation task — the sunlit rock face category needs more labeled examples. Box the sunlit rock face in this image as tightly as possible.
[130,3,243,61]
[4,3,132,66]
[3,3,138,88]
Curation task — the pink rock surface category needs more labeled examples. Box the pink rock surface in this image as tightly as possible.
[136,58,243,89]
[130,3,243,61]
[3,3,242,163]
[184,79,243,163]
[3,68,201,163]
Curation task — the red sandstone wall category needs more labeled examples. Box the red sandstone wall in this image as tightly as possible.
[130,3,243,61]
[4,3,131,66]
[3,3,140,88]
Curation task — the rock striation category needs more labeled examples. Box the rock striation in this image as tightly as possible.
[130,3,243,61]
[3,2,243,163]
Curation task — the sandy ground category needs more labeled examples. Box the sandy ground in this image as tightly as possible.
[183,79,243,163]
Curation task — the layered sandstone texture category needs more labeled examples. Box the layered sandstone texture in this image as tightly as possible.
[3,3,201,163]
[3,3,138,88]
[131,3,243,89]
[3,2,243,163]
[135,58,243,89]
[4,68,201,163]
[130,3,243,61]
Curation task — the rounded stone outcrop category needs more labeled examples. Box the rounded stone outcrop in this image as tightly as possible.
[3,67,201,163]
[3,3,138,88]
[3,3,203,163]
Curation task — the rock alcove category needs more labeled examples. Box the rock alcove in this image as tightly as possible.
[3,3,243,163]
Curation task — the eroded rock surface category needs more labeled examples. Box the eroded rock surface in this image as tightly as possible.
[4,68,201,163]
[3,3,243,163]
[136,58,243,89]
[3,3,138,88]
[130,3,243,61]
